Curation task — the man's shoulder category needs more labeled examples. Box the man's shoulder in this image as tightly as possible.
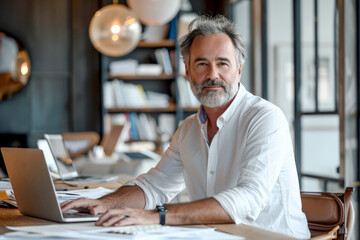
[241,93,282,115]
[180,112,199,128]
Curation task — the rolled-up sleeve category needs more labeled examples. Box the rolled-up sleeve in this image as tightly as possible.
[125,126,186,210]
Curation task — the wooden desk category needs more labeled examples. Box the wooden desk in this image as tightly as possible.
[0,175,294,240]
[0,208,294,240]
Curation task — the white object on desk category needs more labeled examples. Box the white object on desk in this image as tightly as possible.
[0,180,12,191]
[5,222,244,239]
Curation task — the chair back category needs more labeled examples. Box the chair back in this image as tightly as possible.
[62,131,100,158]
[301,187,353,240]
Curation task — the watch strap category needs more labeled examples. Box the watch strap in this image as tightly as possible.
[156,205,167,225]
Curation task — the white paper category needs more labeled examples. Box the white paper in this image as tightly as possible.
[5,187,113,204]
[5,223,244,240]
[0,180,12,191]
[56,187,113,203]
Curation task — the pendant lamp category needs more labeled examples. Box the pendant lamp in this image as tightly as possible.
[127,0,181,26]
[89,3,142,57]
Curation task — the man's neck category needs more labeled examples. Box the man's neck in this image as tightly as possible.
[203,95,235,126]
[203,95,236,144]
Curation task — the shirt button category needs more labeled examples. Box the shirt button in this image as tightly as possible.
[210,170,214,174]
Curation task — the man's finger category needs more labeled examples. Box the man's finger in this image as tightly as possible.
[96,209,129,226]
[60,198,94,212]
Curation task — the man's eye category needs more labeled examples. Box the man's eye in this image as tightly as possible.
[219,62,229,66]
[197,62,207,66]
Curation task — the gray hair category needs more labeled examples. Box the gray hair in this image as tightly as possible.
[179,15,247,67]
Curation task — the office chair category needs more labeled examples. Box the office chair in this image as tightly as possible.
[301,187,354,240]
[62,132,100,158]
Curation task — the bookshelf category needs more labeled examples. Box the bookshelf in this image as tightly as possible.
[100,38,180,146]
[100,31,199,149]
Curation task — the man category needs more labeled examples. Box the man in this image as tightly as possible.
[61,15,310,238]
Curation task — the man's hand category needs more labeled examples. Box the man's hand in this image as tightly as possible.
[60,198,110,216]
[60,185,146,220]
[95,208,158,226]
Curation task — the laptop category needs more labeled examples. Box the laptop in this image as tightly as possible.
[41,134,117,183]
[1,147,99,222]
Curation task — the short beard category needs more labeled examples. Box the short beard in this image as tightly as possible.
[189,76,239,108]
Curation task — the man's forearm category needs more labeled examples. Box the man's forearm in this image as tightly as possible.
[99,185,146,210]
[165,198,233,225]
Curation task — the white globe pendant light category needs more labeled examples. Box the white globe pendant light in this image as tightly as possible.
[127,0,181,26]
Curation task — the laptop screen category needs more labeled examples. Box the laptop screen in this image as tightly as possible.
[44,134,78,179]
[37,139,61,178]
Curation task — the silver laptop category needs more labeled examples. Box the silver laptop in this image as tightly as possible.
[42,134,117,183]
[1,147,99,222]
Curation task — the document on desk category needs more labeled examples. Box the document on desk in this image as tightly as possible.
[0,180,12,191]
[4,223,244,239]
[56,187,114,203]
[2,187,114,208]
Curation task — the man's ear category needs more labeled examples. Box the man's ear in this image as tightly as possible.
[185,64,190,81]
[237,64,242,82]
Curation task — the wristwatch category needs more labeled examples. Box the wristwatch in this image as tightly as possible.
[156,205,167,225]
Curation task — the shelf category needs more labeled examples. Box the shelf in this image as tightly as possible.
[137,40,176,48]
[108,73,175,80]
[107,104,177,113]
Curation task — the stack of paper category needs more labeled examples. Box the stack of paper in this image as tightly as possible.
[4,187,114,207]
[4,223,245,239]
[55,187,114,203]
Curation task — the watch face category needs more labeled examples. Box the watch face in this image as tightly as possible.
[157,205,167,212]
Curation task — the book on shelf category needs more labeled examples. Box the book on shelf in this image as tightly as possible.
[176,76,200,108]
[112,80,126,108]
[105,80,171,109]
[109,59,138,75]
[136,64,163,75]
[110,113,158,142]
[168,16,178,41]
[103,81,116,109]
[109,60,166,77]
[146,91,170,108]
[154,48,173,75]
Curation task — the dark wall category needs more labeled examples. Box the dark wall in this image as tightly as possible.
[0,0,101,147]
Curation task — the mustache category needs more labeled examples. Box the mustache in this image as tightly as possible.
[200,80,227,90]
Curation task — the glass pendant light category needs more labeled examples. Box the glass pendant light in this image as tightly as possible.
[89,2,142,57]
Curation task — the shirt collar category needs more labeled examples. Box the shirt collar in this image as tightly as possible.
[197,83,247,126]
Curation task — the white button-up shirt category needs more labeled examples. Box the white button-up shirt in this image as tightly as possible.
[127,84,310,239]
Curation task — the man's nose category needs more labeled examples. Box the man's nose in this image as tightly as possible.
[207,64,219,79]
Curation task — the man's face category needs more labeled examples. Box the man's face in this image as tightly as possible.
[186,33,241,108]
